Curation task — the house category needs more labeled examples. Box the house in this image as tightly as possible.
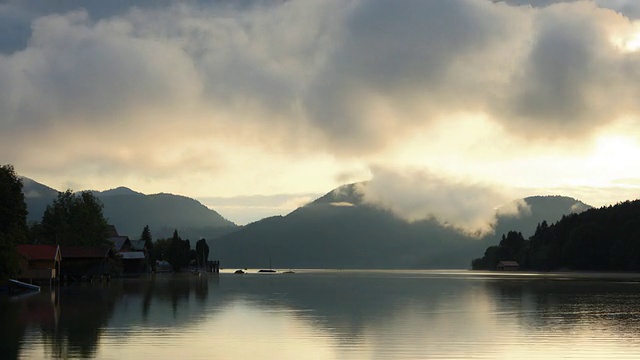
[497,261,520,271]
[59,246,115,280]
[129,240,147,253]
[110,237,149,275]
[16,244,62,283]
[108,236,132,252]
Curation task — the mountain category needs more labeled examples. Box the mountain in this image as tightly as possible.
[21,177,60,226]
[93,186,145,197]
[212,184,591,269]
[21,178,237,239]
[21,177,592,269]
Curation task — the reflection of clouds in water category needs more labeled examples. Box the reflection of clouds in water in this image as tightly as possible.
[11,272,640,359]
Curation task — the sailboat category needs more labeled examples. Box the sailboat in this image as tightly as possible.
[258,256,276,273]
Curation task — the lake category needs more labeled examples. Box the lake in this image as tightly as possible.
[4,270,640,359]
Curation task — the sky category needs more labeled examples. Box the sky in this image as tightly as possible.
[2,0,640,227]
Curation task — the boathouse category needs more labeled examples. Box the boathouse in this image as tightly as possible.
[59,246,115,280]
[120,251,147,274]
[16,244,61,282]
[497,261,520,271]
[108,235,132,252]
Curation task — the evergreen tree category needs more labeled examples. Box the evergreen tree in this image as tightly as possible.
[166,230,191,271]
[139,225,155,269]
[195,238,209,268]
[0,165,28,279]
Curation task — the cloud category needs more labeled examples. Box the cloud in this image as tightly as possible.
[330,202,355,207]
[358,166,522,236]
[3,1,639,149]
[496,199,532,218]
[2,0,640,206]
[495,3,640,136]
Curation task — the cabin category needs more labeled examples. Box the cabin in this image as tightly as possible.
[497,261,520,271]
[16,244,62,283]
[59,246,115,281]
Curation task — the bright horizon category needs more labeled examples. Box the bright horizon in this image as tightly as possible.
[3,0,640,227]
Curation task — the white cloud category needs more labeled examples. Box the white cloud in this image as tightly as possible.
[358,166,522,236]
[2,0,640,222]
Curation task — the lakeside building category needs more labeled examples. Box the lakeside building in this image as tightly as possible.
[17,244,61,283]
[497,261,520,271]
[107,226,148,275]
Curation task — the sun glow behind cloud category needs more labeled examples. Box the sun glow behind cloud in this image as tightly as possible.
[611,22,640,52]
[4,0,640,223]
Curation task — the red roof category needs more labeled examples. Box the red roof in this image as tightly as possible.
[17,245,59,261]
[60,246,111,259]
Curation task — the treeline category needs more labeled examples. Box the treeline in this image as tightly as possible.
[472,200,640,271]
[149,228,209,272]
[0,164,210,280]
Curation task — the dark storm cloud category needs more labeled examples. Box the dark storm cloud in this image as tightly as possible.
[497,3,640,136]
[1,0,640,162]
[304,0,522,152]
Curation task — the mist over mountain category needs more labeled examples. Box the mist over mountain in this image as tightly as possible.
[212,184,591,269]
[21,178,237,239]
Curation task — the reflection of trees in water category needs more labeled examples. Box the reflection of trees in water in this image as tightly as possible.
[42,285,120,358]
[5,275,216,359]
[0,297,26,359]
[195,275,213,303]
[484,279,640,334]
[142,278,154,321]
[128,275,213,319]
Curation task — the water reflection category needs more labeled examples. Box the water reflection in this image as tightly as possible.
[485,278,640,334]
[5,271,640,359]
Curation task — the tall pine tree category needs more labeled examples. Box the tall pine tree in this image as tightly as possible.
[0,165,28,279]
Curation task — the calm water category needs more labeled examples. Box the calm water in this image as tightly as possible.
[3,270,640,359]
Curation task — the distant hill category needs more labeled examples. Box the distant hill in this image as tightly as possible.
[212,184,590,269]
[21,178,237,239]
[21,177,59,226]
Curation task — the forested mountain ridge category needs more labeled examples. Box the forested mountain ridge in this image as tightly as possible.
[20,177,593,269]
[21,178,237,239]
[472,199,640,271]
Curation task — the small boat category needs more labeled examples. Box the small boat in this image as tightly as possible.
[8,279,40,292]
[282,270,295,274]
[234,269,245,274]
[257,269,276,273]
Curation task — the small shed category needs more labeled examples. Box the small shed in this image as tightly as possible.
[120,251,146,274]
[497,261,520,271]
[17,244,61,282]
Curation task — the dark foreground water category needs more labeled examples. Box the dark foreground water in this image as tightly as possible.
[3,270,640,359]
